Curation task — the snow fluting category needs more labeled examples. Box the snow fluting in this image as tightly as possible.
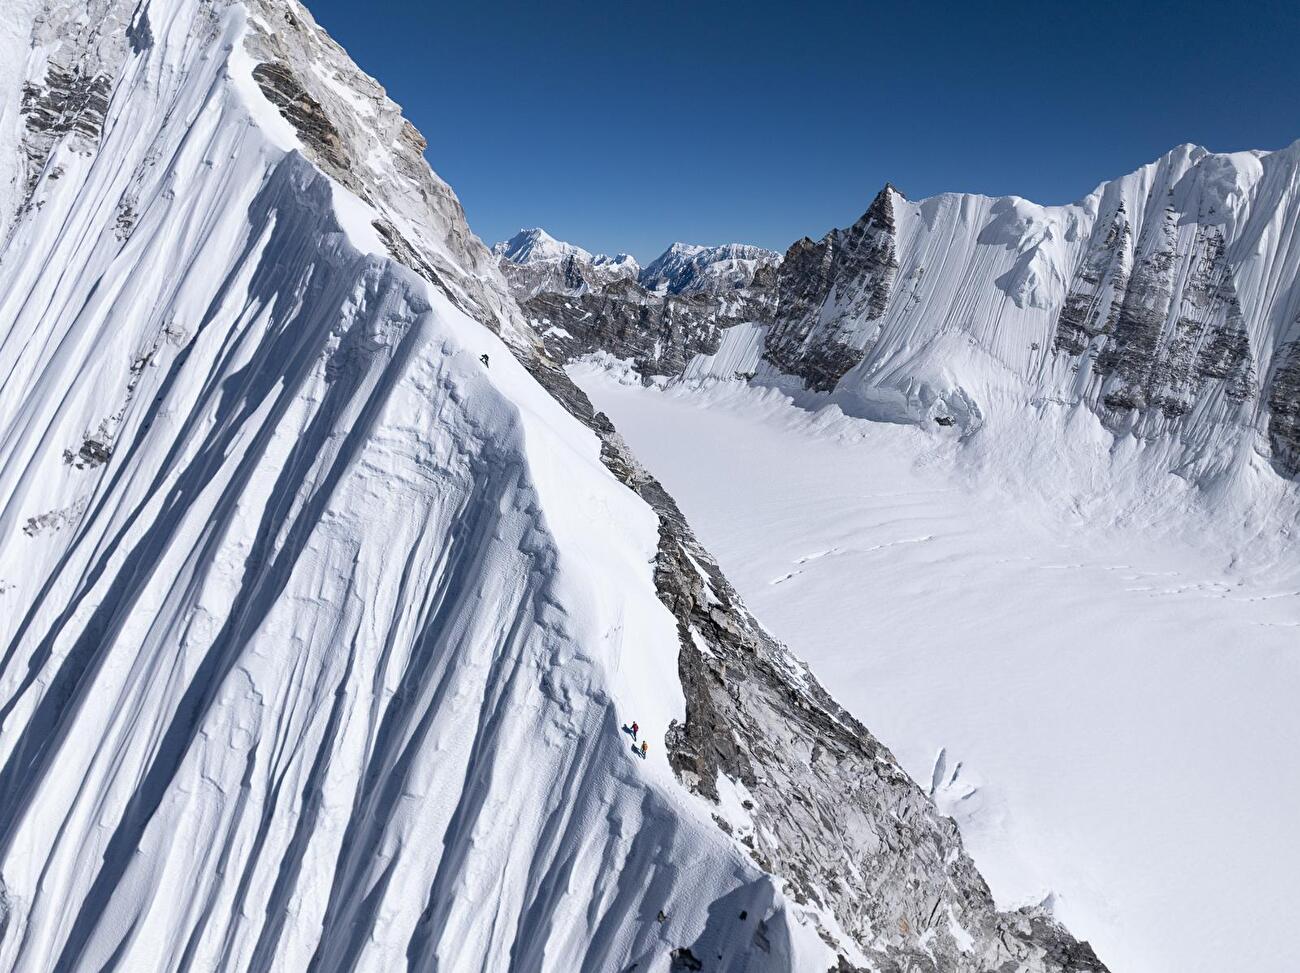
[0,1,1107,972]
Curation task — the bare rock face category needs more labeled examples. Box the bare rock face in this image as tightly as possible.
[250,61,350,172]
[521,276,773,377]
[1268,335,1300,477]
[762,185,899,391]
[7,0,133,226]
[1053,203,1132,356]
[498,230,779,378]
[1091,201,1257,419]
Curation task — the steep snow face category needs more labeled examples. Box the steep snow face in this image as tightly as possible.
[639,241,782,296]
[760,144,1300,483]
[0,2,1115,971]
[492,227,640,299]
[0,2,837,969]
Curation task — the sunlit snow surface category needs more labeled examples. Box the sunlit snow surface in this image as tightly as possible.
[574,360,1300,973]
[0,3,833,968]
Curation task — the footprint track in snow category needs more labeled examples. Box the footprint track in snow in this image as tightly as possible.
[795,547,839,565]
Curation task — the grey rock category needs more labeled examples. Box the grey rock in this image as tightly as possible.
[1268,335,1300,477]
[521,277,771,378]
[1095,203,1256,419]
[1053,203,1132,356]
[763,185,899,391]
[251,61,351,172]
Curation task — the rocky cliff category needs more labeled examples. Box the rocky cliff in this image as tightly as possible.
[495,230,781,377]
[762,185,900,391]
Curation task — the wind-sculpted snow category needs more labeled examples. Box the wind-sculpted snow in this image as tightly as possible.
[0,3,833,969]
[757,145,1300,480]
[0,0,1110,970]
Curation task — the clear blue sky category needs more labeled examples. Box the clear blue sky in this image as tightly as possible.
[305,0,1299,262]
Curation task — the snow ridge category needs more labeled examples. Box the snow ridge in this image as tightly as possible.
[0,1,1110,970]
[754,145,1300,483]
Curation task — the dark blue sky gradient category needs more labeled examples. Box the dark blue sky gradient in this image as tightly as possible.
[304,0,1300,261]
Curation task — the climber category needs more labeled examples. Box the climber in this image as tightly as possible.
[631,720,639,741]
[640,740,648,759]
[480,352,490,367]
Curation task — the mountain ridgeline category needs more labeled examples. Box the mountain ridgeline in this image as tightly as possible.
[504,145,1300,482]
[0,0,1107,971]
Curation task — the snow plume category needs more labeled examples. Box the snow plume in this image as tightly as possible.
[0,1,1105,970]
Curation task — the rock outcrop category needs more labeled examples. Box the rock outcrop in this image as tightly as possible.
[762,185,900,391]
[1053,203,1132,356]
[1268,335,1300,477]
[523,276,774,377]
[497,230,779,377]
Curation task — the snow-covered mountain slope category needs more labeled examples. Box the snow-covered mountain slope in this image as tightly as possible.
[492,227,639,299]
[639,241,782,296]
[762,145,1300,484]
[0,1,1109,971]
[573,364,1300,973]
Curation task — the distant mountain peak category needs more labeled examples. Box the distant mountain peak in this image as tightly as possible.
[638,240,782,295]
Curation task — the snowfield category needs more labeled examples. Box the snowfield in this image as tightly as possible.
[574,358,1300,973]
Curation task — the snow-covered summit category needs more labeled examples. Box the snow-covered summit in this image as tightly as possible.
[639,240,782,295]
[493,226,638,270]
[492,227,639,299]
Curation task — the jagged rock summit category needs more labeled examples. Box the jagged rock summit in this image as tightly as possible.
[0,0,1108,971]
